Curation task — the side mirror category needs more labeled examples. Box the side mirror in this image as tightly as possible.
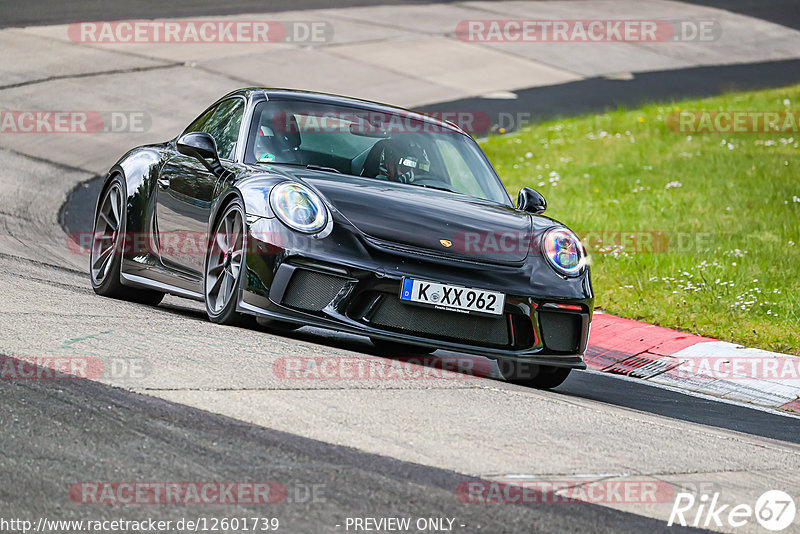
[517,187,547,214]
[176,132,227,177]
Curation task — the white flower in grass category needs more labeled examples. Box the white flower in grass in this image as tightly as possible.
[723,249,747,257]
[665,181,682,189]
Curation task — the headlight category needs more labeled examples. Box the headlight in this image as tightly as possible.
[269,182,328,234]
[542,228,585,276]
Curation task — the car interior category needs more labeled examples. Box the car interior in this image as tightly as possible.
[244,104,506,203]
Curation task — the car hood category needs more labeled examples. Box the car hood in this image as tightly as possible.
[272,169,532,264]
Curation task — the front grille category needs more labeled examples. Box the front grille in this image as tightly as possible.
[368,296,509,347]
[282,269,348,312]
[538,311,581,352]
[365,236,518,267]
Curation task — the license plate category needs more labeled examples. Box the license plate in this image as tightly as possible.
[399,278,505,316]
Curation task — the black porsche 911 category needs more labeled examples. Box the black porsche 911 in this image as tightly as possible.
[90,88,593,388]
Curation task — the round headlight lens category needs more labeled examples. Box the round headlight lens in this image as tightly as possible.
[542,228,585,276]
[269,182,328,233]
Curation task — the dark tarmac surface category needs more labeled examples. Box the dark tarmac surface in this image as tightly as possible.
[0,356,710,533]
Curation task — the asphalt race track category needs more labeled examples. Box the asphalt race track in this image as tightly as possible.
[2,1,800,533]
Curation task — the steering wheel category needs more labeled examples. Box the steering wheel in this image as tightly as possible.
[406,173,454,191]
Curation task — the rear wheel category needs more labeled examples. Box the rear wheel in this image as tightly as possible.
[370,338,436,355]
[498,360,572,389]
[90,176,164,306]
[204,198,252,325]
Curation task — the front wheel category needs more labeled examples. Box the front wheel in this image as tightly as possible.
[498,360,572,389]
[90,176,164,306]
[204,198,252,326]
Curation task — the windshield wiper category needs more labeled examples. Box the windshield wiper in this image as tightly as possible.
[415,183,457,193]
[305,164,341,174]
[256,161,342,174]
[256,161,343,174]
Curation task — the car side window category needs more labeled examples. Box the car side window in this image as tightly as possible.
[183,98,245,161]
[184,107,215,135]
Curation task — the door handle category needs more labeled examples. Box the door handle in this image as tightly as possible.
[157,178,170,189]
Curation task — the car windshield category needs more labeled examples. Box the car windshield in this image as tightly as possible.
[244,99,510,204]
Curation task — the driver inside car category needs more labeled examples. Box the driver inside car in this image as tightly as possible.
[376,138,432,184]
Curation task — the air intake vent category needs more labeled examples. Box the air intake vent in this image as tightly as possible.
[538,311,581,352]
[282,269,348,312]
[369,296,509,347]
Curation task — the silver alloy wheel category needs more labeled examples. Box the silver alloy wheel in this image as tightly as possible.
[91,182,123,285]
[205,204,244,314]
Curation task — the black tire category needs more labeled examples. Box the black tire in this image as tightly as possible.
[90,175,164,306]
[370,338,436,355]
[203,197,252,326]
[498,360,572,389]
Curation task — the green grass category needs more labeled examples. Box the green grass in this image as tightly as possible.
[480,84,800,355]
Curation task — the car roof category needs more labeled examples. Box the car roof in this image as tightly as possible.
[219,87,467,136]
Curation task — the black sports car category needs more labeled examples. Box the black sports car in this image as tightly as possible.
[90,88,593,388]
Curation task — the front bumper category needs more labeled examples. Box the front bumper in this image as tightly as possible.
[239,217,593,369]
